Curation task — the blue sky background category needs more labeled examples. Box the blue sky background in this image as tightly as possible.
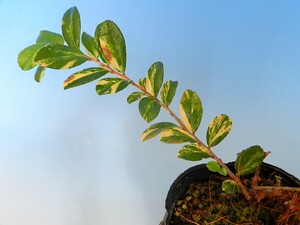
[1,1,300,225]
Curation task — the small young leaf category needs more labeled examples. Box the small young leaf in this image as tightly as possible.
[95,20,126,73]
[138,97,161,123]
[207,161,227,176]
[63,67,109,89]
[34,43,87,69]
[160,80,178,106]
[145,62,164,97]
[96,77,129,95]
[177,143,210,161]
[36,30,64,44]
[62,6,81,49]
[160,127,196,144]
[222,180,239,194]
[141,122,178,141]
[127,92,144,104]
[34,66,46,82]
[179,89,203,133]
[138,78,146,89]
[18,43,48,70]
[235,145,265,176]
[82,32,99,58]
[206,114,232,147]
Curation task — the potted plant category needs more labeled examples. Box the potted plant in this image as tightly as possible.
[18,6,300,225]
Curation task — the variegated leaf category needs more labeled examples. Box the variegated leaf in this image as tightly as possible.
[206,114,232,147]
[34,44,87,69]
[62,6,81,49]
[235,145,265,176]
[138,78,146,89]
[18,43,48,70]
[96,77,129,95]
[141,122,178,141]
[63,67,109,89]
[82,32,99,58]
[160,127,196,144]
[177,143,210,161]
[160,80,178,106]
[179,89,203,133]
[94,20,126,72]
[138,97,161,123]
[145,62,164,97]
[127,92,144,104]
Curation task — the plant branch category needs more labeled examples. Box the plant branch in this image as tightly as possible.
[253,186,300,192]
[87,55,251,200]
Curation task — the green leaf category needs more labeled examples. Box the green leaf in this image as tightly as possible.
[222,180,239,194]
[179,89,203,133]
[141,122,178,141]
[18,31,65,71]
[62,6,81,49]
[63,67,109,89]
[127,92,144,104]
[207,161,227,176]
[82,32,99,58]
[177,144,210,161]
[235,145,265,176]
[160,80,178,106]
[96,77,129,95]
[34,66,46,82]
[160,127,196,144]
[36,30,64,44]
[18,43,48,70]
[206,114,232,147]
[138,78,146,89]
[95,20,126,72]
[34,43,87,69]
[138,97,161,123]
[145,62,164,97]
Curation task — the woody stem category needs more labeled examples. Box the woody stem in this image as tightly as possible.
[88,56,251,200]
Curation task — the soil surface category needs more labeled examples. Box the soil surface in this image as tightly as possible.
[170,171,300,225]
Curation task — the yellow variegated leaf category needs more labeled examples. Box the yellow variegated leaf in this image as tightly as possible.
[34,44,87,69]
[62,6,81,49]
[138,97,161,123]
[160,127,196,144]
[95,20,126,73]
[127,92,144,104]
[63,67,109,89]
[145,62,164,97]
[141,122,179,141]
[179,89,203,133]
[96,77,129,95]
[177,143,210,161]
[160,80,178,106]
[206,114,232,147]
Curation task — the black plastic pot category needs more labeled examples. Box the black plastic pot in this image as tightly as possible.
[160,162,300,225]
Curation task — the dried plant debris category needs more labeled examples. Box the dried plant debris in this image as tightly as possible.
[172,174,300,225]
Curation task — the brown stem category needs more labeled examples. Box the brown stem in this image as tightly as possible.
[186,133,251,199]
[87,55,251,199]
[205,146,251,200]
[253,186,300,192]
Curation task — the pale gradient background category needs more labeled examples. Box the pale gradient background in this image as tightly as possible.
[1,1,300,225]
